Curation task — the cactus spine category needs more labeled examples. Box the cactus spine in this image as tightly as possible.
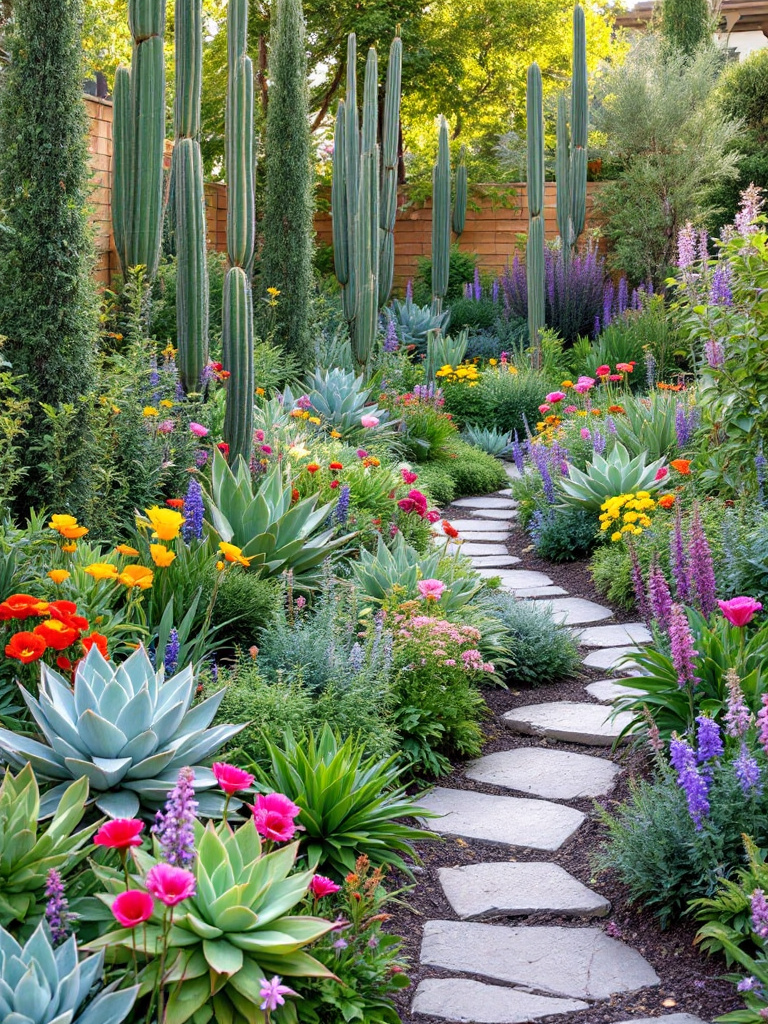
[112,0,166,280]
[526,62,545,363]
[431,116,451,314]
[332,32,402,373]
[174,0,209,392]
[222,0,255,465]
[555,4,588,263]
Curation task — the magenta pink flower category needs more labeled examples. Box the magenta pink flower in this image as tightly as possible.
[93,819,144,850]
[251,792,301,842]
[426,509,441,523]
[260,976,297,1013]
[564,404,578,413]
[546,391,566,404]
[580,427,591,440]
[718,597,763,628]
[401,468,418,484]
[574,376,595,394]
[112,889,155,928]
[189,422,209,438]
[360,415,380,428]
[256,429,265,441]
[418,579,446,601]
[145,863,196,907]
[538,404,550,414]
[309,874,341,898]
[655,467,668,480]
[213,762,255,795]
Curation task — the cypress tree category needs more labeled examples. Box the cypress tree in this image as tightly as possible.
[660,0,712,55]
[260,0,314,367]
[0,0,95,511]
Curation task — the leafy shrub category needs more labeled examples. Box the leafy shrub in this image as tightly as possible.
[530,507,598,562]
[413,244,477,305]
[480,591,581,687]
[217,670,316,765]
[208,570,279,649]
[415,462,456,505]
[478,367,546,436]
[590,541,637,608]
[692,835,768,961]
[256,726,434,878]
[440,376,491,428]
[448,297,500,333]
[443,438,507,496]
[400,404,458,463]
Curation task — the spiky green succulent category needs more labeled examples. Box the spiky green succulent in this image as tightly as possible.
[0,647,242,819]
[0,921,137,1024]
[558,442,667,511]
[389,297,450,352]
[0,766,97,928]
[89,820,333,1024]
[293,366,391,440]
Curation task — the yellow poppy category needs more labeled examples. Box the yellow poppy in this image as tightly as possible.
[59,525,89,540]
[84,563,119,581]
[218,541,252,567]
[47,570,70,584]
[48,514,78,532]
[118,565,154,590]
[61,543,77,554]
[150,544,176,568]
[144,506,185,541]
[115,544,140,557]
[143,406,159,417]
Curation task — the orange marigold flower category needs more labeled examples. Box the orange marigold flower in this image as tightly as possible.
[608,405,625,414]
[165,498,184,509]
[33,619,80,651]
[47,570,70,585]
[658,495,676,509]
[118,565,154,590]
[5,631,47,664]
[115,544,140,557]
[329,462,343,471]
[81,632,109,658]
[150,544,176,568]
[670,459,692,475]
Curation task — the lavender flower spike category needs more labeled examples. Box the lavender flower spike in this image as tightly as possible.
[670,505,691,604]
[152,766,199,868]
[45,869,73,946]
[751,888,768,938]
[689,504,718,618]
[182,476,205,542]
[669,603,700,689]
[648,558,673,631]
[669,735,710,830]
[695,714,723,765]
[735,743,762,795]
[724,668,753,738]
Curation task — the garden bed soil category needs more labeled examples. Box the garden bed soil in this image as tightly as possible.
[389,526,741,1024]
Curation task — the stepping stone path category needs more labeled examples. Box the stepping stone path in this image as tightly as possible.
[412,489,664,1023]
[586,677,646,702]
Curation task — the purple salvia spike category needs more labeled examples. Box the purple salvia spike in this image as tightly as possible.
[670,504,692,604]
[689,504,718,618]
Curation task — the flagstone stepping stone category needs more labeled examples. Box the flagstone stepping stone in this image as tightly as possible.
[474,508,519,520]
[585,678,647,702]
[468,555,522,568]
[411,978,589,1023]
[503,702,633,746]
[437,861,611,920]
[545,597,614,626]
[615,1017,710,1024]
[497,488,514,496]
[441,518,513,532]
[466,747,620,800]
[474,569,553,588]
[582,645,644,671]
[505,464,522,478]
[449,543,514,557]
[514,586,569,598]
[420,920,660,1000]
[452,496,518,510]
[418,787,584,851]
[576,622,652,647]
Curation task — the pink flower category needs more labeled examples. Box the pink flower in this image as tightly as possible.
[261,445,272,454]
[213,762,255,795]
[357,449,368,459]
[538,404,550,414]
[157,420,175,434]
[596,364,611,377]
[189,422,209,438]
[609,373,622,382]
[580,428,591,440]
[418,579,446,601]
[146,863,196,907]
[112,889,154,928]
[251,792,301,842]
[309,874,341,898]
[655,467,668,480]
[398,489,428,517]
[256,429,265,441]
[546,392,566,404]
[574,375,595,394]
[360,415,380,428]
[564,404,578,413]
[718,597,763,628]
[260,976,297,1013]
[426,509,441,523]
[401,469,418,484]
[93,819,144,850]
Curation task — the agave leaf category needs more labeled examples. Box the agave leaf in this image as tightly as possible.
[93,789,141,819]
[185,912,224,941]
[114,686,154,738]
[203,938,244,978]
[117,729,159,764]
[77,711,128,759]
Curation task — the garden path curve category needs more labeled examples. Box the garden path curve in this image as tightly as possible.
[411,467,710,1024]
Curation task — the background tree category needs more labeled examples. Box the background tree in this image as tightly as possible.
[259,0,314,366]
[659,0,712,55]
[0,0,96,510]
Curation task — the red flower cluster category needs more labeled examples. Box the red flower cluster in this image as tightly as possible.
[397,489,440,522]
[2,594,108,669]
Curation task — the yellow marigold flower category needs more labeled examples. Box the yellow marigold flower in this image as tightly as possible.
[488,358,498,366]
[561,380,574,388]
[267,287,281,297]
[256,387,265,396]
[49,514,78,532]
[144,506,185,541]
[47,570,70,584]
[84,563,120,581]
[308,416,321,425]
[61,543,77,554]
[160,399,174,408]
[216,560,225,572]
[611,532,622,542]
[621,523,635,533]
[623,512,638,524]
[636,491,650,499]
[638,515,652,528]
[162,343,177,360]
[508,365,518,374]
[600,521,611,531]
[115,544,140,557]
[330,429,342,439]
[59,525,89,540]
[119,564,154,590]
[218,541,252,567]
[150,544,176,568]
[143,406,159,417]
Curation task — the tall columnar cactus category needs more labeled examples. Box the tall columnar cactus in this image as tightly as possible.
[112,0,166,280]
[222,0,256,465]
[431,116,451,314]
[174,0,209,392]
[452,145,468,237]
[526,62,545,362]
[555,4,588,264]
[332,32,401,373]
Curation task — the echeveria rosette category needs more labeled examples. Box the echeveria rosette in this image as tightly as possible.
[87,818,334,1024]
[0,920,137,1024]
[0,646,244,819]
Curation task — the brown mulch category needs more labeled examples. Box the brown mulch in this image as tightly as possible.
[387,514,741,1024]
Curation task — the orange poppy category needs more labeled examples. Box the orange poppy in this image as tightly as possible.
[166,498,184,509]
[56,655,73,672]
[115,544,140,557]
[306,463,320,474]
[0,594,49,620]
[81,632,109,658]
[58,525,89,540]
[329,462,344,471]
[658,495,676,509]
[118,565,154,590]
[33,619,80,651]
[48,600,88,630]
[670,459,692,475]
[442,521,460,539]
[5,631,47,664]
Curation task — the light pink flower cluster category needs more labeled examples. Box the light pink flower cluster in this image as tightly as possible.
[393,616,493,673]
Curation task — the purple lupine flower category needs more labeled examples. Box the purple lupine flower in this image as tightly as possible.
[406,279,413,301]
[675,402,700,448]
[698,228,709,264]
[724,669,752,738]
[752,889,768,938]
[629,544,651,622]
[511,432,526,475]
[492,278,500,304]
[195,449,209,468]
[670,735,710,830]
[149,358,161,389]
[164,628,180,676]
[688,505,717,618]
[152,766,198,868]
[631,287,640,311]
[648,559,673,631]
[735,743,762,795]
[617,276,628,315]
[335,484,351,525]
[383,317,399,353]
[45,869,73,946]
[527,441,555,504]
[605,415,617,435]
[473,267,482,301]
[704,338,725,369]
[182,477,205,542]
[602,281,614,329]
[592,429,606,456]
[200,363,217,387]
[708,264,732,306]
[670,505,691,604]
[677,222,698,269]
[695,714,723,764]
[670,735,695,774]
[735,183,764,236]
[645,351,657,388]
[757,695,768,755]
[669,603,700,689]
[348,642,364,673]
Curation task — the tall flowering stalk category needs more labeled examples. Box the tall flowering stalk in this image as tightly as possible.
[45,869,73,946]
[669,735,710,830]
[182,477,205,542]
[724,669,753,738]
[670,505,691,604]
[669,603,700,692]
[647,557,673,631]
[689,504,718,618]
[152,766,198,868]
